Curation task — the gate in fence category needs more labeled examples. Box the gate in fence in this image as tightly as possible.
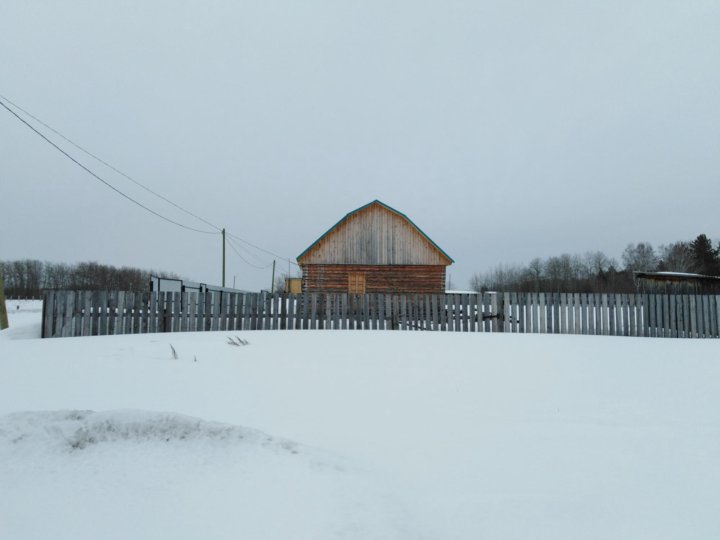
[41,290,720,339]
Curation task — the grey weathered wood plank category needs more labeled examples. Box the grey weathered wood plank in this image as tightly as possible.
[119,291,130,334]
[669,294,677,338]
[457,294,465,333]
[229,292,238,331]
[297,293,306,330]
[576,293,590,335]
[239,292,247,331]
[309,293,318,330]
[131,292,141,334]
[338,294,346,330]
[41,290,52,338]
[58,291,67,337]
[96,291,107,336]
[113,291,123,335]
[649,294,657,338]
[146,292,156,333]
[621,294,629,337]
[436,294,445,331]
[330,294,339,330]
[172,292,180,333]
[537,293,546,334]
[185,292,195,332]
[249,293,258,331]
[279,293,288,330]
[270,293,278,330]
[81,291,92,337]
[52,291,64,337]
[263,293,272,330]
[119,291,129,334]
[177,292,186,332]
[710,295,718,338]
[286,294,294,331]
[322,294,331,330]
[374,294,383,330]
[607,294,615,336]
[688,295,697,338]
[213,291,222,331]
[88,291,100,336]
[72,291,84,337]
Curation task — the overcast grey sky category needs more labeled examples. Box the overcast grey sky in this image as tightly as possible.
[1,1,719,290]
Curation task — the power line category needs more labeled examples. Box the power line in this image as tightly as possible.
[0,93,301,265]
[226,236,274,270]
[0,97,218,235]
[227,231,300,267]
[226,235,272,267]
[0,93,224,233]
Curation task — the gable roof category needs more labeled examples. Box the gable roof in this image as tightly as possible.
[297,199,454,265]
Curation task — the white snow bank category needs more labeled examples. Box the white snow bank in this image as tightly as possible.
[0,409,414,540]
[2,317,720,538]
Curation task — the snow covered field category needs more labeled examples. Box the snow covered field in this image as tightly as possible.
[2,300,720,539]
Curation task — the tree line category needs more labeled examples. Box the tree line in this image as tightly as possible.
[470,234,720,294]
[1,259,179,298]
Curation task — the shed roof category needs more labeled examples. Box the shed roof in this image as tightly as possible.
[297,200,454,265]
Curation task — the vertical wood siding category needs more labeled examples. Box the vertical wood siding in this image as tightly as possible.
[298,203,451,265]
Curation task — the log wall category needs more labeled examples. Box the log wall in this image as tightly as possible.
[301,264,447,294]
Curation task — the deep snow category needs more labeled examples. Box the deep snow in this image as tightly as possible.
[2,300,720,539]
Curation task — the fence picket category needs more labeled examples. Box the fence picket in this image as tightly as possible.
[39,290,720,340]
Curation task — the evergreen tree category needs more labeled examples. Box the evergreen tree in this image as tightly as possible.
[690,234,720,275]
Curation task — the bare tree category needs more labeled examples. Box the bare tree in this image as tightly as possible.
[658,242,694,273]
[621,243,658,272]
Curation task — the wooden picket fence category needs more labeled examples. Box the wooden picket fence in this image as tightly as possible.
[41,290,720,339]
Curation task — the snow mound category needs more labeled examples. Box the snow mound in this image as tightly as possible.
[0,409,414,539]
[0,410,300,454]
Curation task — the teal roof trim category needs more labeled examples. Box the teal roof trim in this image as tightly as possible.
[297,199,454,264]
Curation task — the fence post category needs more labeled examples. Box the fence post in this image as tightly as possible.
[0,275,8,331]
[497,292,505,333]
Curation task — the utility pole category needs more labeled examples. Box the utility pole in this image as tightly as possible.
[0,274,8,330]
[222,228,226,287]
[271,260,276,294]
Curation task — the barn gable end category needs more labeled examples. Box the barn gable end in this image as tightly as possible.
[297,200,453,266]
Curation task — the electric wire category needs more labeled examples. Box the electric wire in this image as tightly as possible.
[0,93,301,266]
[227,232,300,267]
[226,237,274,270]
[226,235,272,267]
[0,98,218,235]
[0,93,224,233]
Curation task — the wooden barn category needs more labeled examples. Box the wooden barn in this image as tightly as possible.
[297,200,453,294]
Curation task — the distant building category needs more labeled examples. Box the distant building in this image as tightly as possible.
[297,200,453,294]
[284,277,302,295]
[634,271,720,294]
